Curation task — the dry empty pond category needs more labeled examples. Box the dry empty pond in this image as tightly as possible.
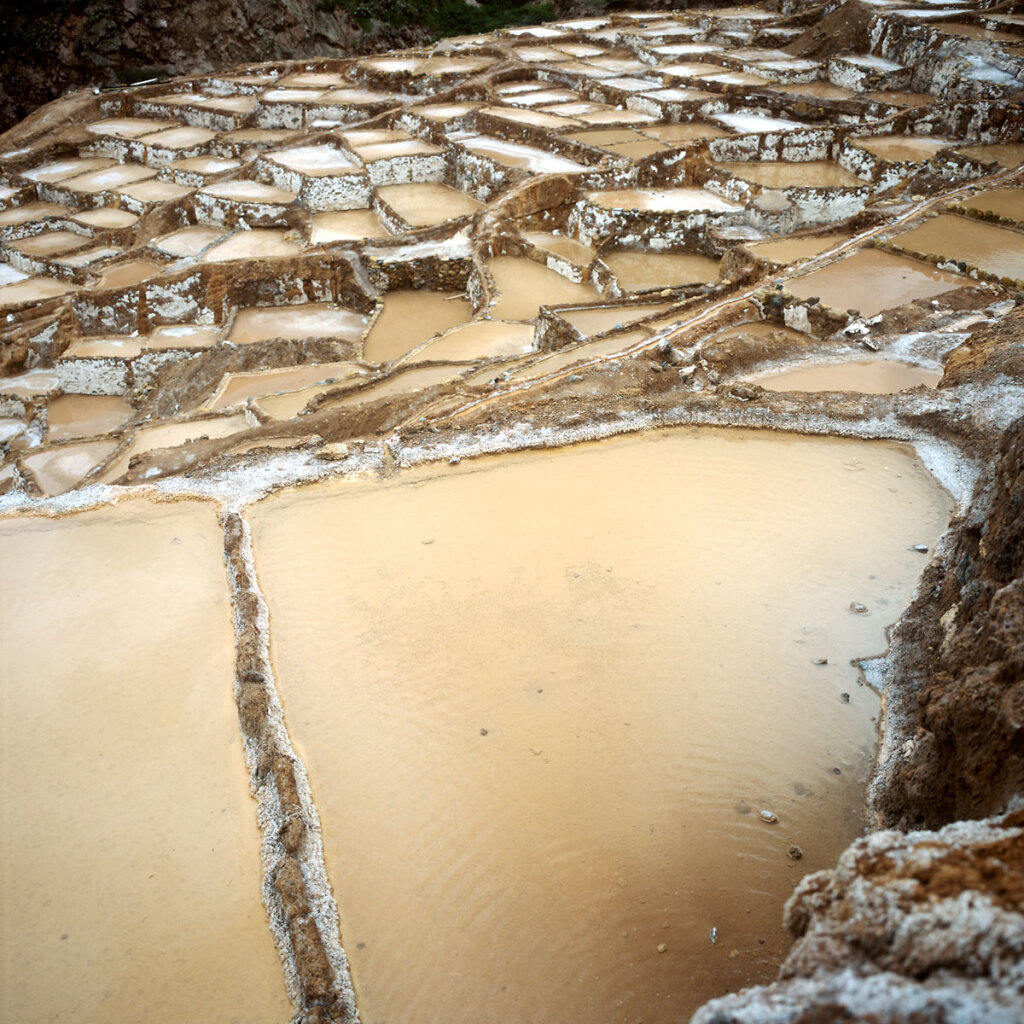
[249,428,952,1023]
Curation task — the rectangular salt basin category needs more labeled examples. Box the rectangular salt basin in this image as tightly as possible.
[364,291,474,362]
[487,257,599,320]
[377,183,483,227]
[0,501,290,1023]
[894,213,1024,282]
[603,250,720,290]
[853,135,952,163]
[959,188,1024,224]
[787,249,967,318]
[748,358,942,393]
[248,427,953,1024]
[458,136,589,173]
[717,161,866,189]
[586,187,743,213]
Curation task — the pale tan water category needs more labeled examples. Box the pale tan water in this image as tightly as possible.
[310,210,390,244]
[561,301,675,336]
[488,257,600,319]
[20,440,118,495]
[377,183,483,227]
[718,161,865,188]
[853,135,951,163]
[250,427,952,1024]
[959,188,1024,224]
[229,303,368,345]
[749,358,942,393]
[364,291,473,362]
[154,226,227,257]
[207,363,366,411]
[641,122,730,143]
[587,188,743,213]
[522,231,596,265]
[317,364,466,411]
[410,320,535,362]
[604,251,720,290]
[204,231,304,262]
[0,500,290,1024]
[747,233,852,264]
[788,249,966,317]
[47,395,133,440]
[953,144,1024,169]
[96,259,164,289]
[895,213,1024,282]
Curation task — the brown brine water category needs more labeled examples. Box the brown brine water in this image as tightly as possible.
[250,427,953,1024]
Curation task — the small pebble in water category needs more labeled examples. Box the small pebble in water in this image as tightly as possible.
[480,728,488,736]
[788,845,803,860]
[832,766,843,775]
[657,943,668,954]
[812,657,828,666]
[840,692,850,703]
[759,810,778,824]
[911,544,929,553]
[709,927,718,945]
[849,602,869,615]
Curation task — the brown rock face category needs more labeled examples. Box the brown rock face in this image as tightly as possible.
[0,0,423,132]
[872,412,1024,830]
[693,811,1024,1024]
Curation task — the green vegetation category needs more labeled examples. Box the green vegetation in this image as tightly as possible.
[316,0,558,40]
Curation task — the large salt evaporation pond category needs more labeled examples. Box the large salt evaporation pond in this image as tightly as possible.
[249,427,953,1023]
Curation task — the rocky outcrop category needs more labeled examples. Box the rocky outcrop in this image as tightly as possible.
[692,811,1024,1024]
[0,0,413,132]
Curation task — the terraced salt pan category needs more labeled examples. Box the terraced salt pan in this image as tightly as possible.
[954,143,1024,168]
[86,118,176,138]
[410,320,535,362]
[364,291,474,362]
[711,112,806,134]
[787,249,967,318]
[853,135,952,162]
[959,188,1024,224]
[153,226,227,256]
[641,122,730,143]
[0,277,77,306]
[586,188,743,213]
[63,337,143,359]
[603,250,720,290]
[0,201,69,226]
[229,303,368,345]
[310,210,389,243]
[895,214,1024,282]
[267,145,361,175]
[458,137,589,173]
[747,233,853,264]
[71,208,139,229]
[207,362,367,411]
[523,232,596,265]
[755,353,946,392]
[200,180,296,203]
[60,164,159,192]
[46,394,133,440]
[99,415,250,483]
[487,257,600,320]
[96,259,163,289]
[9,235,91,265]
[21,158,115,183]
[317,364,467,412]
[249,427,952,1024]
[146,325,221,350]
[0,501,290,1023]
[377,183,483,227]
[718,161,865,188]
[560,301,676,336]
[203,230,304,262]
[20,440,119,495]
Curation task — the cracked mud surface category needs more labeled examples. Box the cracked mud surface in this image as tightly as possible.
[1,2,1023,1022]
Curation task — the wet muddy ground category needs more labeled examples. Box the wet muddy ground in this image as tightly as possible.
[1,2,1022,1022]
